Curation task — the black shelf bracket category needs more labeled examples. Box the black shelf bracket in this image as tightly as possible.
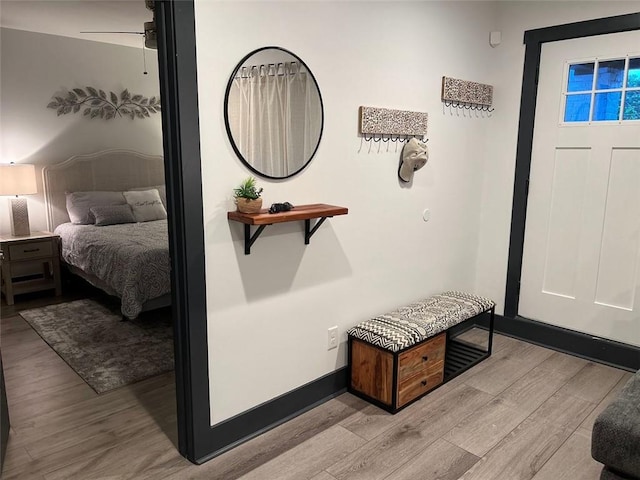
[241,216,336,254]
[244,224,269,255]
[305,217,331,244]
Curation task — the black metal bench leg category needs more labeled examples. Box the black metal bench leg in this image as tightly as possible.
[487,306,495,354]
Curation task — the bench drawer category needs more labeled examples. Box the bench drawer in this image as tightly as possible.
[397,363,444,407]
[348,335,446,410]
[397,333,446,382]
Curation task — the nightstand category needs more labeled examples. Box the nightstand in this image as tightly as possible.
[0,232,62,305]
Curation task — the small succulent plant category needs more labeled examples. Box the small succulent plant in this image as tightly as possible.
[233,177,263,200]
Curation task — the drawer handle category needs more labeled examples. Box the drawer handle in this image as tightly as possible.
[24,248,40,253]
[422,355,429,362]
[421,380,428,386]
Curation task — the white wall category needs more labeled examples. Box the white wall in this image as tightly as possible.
[0,28,162,234]
[195,0,499,424]
[475,1,640,314]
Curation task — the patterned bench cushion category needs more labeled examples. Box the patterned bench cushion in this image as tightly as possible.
[347,291,495,352]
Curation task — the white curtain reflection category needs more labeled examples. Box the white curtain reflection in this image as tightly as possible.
[228,62,321,177]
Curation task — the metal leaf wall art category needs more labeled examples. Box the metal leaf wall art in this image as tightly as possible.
[47,87,161,120]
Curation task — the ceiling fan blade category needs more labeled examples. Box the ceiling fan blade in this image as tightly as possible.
[80,31,144,35]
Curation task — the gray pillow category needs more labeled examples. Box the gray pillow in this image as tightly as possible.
[90,205,136,226]
[66,191,126,224]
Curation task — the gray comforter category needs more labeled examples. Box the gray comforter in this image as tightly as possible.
[54,220,170,319]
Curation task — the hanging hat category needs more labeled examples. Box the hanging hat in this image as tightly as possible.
[398,137,429,183]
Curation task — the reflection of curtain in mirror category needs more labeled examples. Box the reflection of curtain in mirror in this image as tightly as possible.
[228,63,319,177]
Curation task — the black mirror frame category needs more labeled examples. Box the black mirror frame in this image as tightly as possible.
[223,46,325,180]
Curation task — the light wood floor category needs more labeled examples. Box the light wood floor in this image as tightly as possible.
[1,301,630,480]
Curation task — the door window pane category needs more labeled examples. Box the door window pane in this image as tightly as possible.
[564,94,591,122]
[627,58,640,88]
[567,63,594,92]
[596,60,625,89]
[593,92,622,121]
[623,91,640,120]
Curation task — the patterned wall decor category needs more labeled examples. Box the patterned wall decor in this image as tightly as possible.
[359,106,428,136]
[47,87,161,120]
[441,77,493,110]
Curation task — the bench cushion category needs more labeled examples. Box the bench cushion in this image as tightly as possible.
[347,291,495,353]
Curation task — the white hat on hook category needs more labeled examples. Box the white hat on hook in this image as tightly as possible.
[398,138,428,183]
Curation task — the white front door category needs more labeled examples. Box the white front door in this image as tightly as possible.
[520,30,640,347]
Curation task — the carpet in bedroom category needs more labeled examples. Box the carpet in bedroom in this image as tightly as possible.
[19,299,173,394]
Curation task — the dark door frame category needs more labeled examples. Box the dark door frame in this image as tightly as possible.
[504,12,640,318]
[155,1,209,462]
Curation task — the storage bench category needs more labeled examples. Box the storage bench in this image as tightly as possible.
[347,291,495,413]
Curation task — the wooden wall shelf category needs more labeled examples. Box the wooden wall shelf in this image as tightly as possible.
[228,203,348,254]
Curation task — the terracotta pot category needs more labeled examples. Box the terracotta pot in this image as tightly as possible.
[236,197,263,214]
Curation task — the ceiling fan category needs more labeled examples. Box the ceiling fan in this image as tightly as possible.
[80,0,156,50]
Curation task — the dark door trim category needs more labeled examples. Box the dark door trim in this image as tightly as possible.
[504,12,640,318]
[156,0,209,462]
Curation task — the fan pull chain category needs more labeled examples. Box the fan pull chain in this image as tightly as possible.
[142,37,148,75]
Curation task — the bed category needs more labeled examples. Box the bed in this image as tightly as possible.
[43,149,171,319]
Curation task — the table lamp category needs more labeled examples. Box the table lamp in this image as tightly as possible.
[0,163,38,236]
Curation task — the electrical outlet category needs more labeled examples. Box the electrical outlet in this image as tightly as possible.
[327,326,338,350]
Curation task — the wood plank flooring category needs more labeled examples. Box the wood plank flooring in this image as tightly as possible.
[1,301,630,480]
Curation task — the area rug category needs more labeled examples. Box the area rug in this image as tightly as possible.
[19,299,174,394]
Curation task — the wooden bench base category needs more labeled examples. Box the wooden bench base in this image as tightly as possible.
[348,309,494,413]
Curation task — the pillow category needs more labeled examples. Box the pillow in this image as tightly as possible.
[156,184,167,208]
[90,205,135,226]
[131,184,167,208]
[123,189,167,222]
[66,191,126,225]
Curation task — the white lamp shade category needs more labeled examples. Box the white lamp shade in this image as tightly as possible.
[0,164,37,195]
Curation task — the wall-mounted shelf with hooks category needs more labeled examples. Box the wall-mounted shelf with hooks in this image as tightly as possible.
[441,76,494,113]
[228,203,348,255]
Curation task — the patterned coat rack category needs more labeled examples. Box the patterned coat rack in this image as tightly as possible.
[358,106,428,152]
[441,77,494,112]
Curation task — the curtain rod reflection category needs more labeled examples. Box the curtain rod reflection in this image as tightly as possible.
[235,61,307,79]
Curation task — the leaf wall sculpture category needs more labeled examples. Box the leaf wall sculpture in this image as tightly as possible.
[47,88,161,120]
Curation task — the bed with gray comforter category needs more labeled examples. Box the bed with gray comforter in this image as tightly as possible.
[54,220,170,319]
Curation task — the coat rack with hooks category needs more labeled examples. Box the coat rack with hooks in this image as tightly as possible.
[358,106,428,153]
[441,76,494,113]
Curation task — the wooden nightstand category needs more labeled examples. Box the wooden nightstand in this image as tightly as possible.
[0,232,62,305]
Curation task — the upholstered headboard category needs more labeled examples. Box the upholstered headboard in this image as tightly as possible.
[43,149,165,231]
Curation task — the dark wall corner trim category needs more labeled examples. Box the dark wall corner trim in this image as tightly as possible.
[471,314,639,372]
[196,367,349,464]
[505,12,640,318]
[156,0,209,463]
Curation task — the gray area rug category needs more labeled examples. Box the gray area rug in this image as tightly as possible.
[20,299,173,394]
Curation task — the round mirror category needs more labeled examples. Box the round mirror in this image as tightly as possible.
[224,47,324,179]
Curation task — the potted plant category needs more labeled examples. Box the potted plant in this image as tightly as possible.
[233,176,264,214]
